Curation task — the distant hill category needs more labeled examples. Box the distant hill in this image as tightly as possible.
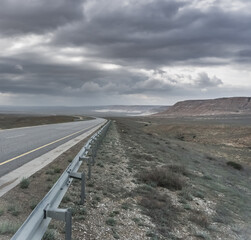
[155,97,251,116]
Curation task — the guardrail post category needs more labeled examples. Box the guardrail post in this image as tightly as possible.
[93,137,98,159]
[91,145,96,165]
[88,157,92,180]
[69,172,86,204]
[79,155,91,180]
[44,208,72,240]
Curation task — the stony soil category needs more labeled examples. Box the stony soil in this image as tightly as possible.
[0,116,250,240]
[61,117,251,239]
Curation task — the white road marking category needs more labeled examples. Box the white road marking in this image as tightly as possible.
[0,122,105,197]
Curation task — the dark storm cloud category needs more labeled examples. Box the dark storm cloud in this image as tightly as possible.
[239,49,251,57]
[0,62,24,74]
[0,55,104,95]
[53,0,251,66]
[0,0,250,105]
[236,49,251,63]
[0,0,84,35]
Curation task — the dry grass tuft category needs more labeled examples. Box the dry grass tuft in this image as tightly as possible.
[189,211,210,228]
[138,166,185,191]
[139,189,178,237]
[226,161,243,170]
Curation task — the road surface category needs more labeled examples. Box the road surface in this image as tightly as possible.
[0,118,105,177]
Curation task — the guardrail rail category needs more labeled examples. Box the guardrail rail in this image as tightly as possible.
[11,120,111,240]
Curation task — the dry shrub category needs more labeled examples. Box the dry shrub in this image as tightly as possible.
[168,164,189,176]
[226,161,243,170]
[140,192,168,210]
[189,211,209,228]
[139,166,185,191]
[132,153,153,161]
[139,189,177,235]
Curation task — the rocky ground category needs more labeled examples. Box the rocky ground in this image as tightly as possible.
[60,117,251,239]
[0,116,250,240]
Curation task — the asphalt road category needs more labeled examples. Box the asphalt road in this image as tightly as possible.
[0,118,105,177]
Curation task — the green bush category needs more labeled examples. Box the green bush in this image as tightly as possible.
[121,202,131,210]
[227,161,243,170]
[193,190,205,199]
[53,168,61,174]
[0,222,20,234]
[109,210,120,217]
[106,218,116,226]
[30,200,38,210]
[43,229,57,240]
[62,195,71,203]
[7,205,20,216]
[79,207,87,215]
[20,177,30,189]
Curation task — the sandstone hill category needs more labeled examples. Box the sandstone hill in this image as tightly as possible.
[156,97,251,116]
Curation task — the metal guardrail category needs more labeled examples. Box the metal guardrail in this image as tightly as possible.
[11,120,111,240]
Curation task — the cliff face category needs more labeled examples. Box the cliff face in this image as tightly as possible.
[156,97,251,116]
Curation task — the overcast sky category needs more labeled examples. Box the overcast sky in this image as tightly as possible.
[0,0,250,106]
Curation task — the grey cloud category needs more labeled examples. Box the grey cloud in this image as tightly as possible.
[53,0,251,67]
[236,49,251,63]
[0,53,226,100]
[0,0,250,105]
[239,49,251,57]
[123,72,224,95]
[194,72,223,88]
[0,55,103,95]
[0,0,84,36]
[0,62,24,74]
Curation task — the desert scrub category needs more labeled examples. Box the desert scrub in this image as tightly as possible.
[62,194,71,203]
[139,188,177,236]
[192,190,205,199]
[97,162,104,167]
[179,189,193,201]
[121,202,131,210]
[106,218,116,226]
[46,169,54,175]
[0,222,20,235]
[138,166,184,190]
[20,177,30,189]
[168,164,189,176]
[53,167,61,174]
[146,231,159,239]
[7,205,21,216]
[0,208,4,216]
[226,161,243,170]
[79,207,87,215]
[43,229,57,240]
[30,199,39,210]
[109,210,120,217]
[189,211,209,228]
